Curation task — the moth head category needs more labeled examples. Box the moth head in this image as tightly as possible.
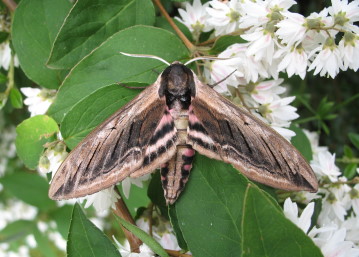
[161,63,195,96]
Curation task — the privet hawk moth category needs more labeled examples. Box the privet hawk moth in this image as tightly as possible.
[49,54,318,205]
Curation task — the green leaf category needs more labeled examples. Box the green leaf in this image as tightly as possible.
[15,115,59,169]
[173,155,323,257]
[343,145,353,158]
[290,125,313,161]
[115,216,169,257]
[155,17,193,42]
[0,171,56,210]
[344,163,358,180]
[60,84,138,149]
[0,220,35,243]
[209,35,246,55]
[168,206,188,251]
[33,227,59,257]
[68,204,120,257]
[242,185,322,257]
[147,171,168,218]
[0,72,7,83]
[48,25,189,123]
[48,0,155,69]
[9,88,23,109]
[349,133,359,150]
[12,0,72,89]
[49,205,74,238]
[119,182,151,218]
[0,31,9,43]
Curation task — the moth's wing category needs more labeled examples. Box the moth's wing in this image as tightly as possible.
[49,79,178,200]
[187,75,318,192]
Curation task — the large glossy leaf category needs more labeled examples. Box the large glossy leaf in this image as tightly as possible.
[68,204,120,257]
[12,0,71,88]
[48,25,189,123]
[173,155,323,257]
[48,0,155,69]
[0,171,56,210]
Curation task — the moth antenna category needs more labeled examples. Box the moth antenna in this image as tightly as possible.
[184,56,230,66]
[120,52,170,66]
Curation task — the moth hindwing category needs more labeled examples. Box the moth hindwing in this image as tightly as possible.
[49,61,318,205]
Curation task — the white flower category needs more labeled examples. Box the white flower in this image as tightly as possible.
[157,232,181,251]
[175,0,212,40]
[341,214,359,244]
[350,184,359,216]
[270,125,296,141]
[121,174,151,199]
[241,27,277,64]
[303,130,329,158]
[39,141,68,175]
[283,198,315,233]
[209,43,269,93]
[207,56,244,93]
[276,12,307,46]
[248,79,285,104]
[83,187,121,213]
[308,40,343,79]
[0,42,19,70]
[259,96,299,126]
[275,46,308,79]
[113,237,155,257]
[339,33,359,71]
[329,0,359,33]
[239,0,296,29]
[206,0,242,36]
[238,0,268,29]
[319,183,351,223]
[310,151,341,182]
[20,87,56,117]
[311,226,359,257]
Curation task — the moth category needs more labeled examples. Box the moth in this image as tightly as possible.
[49,53,318,205]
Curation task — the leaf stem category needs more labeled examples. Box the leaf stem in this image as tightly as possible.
[152,0,195,52]
[113,186,142,253]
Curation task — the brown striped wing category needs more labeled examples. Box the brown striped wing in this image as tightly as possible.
[187,74,318,192]
[49,79,178,200]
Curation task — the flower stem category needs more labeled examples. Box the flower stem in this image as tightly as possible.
[113,186,142,253]
[165,249,192,257]
[152,0,195,52]
[2,0,17,12]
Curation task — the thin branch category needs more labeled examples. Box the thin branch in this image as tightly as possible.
[152,0,195,52]
[166,249,192,257]
[2,0,17,12]
[113,187,142,253]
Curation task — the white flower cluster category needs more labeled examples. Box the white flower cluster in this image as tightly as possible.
[283,130,359,256]
[177,0,359,80]
[176,0,359,140]
[38,137,68,176]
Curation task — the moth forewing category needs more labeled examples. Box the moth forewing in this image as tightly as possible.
[49,74,177,200]
[188,73,318,192]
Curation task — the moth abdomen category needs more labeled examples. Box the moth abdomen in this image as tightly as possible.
[161,146,195,205]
